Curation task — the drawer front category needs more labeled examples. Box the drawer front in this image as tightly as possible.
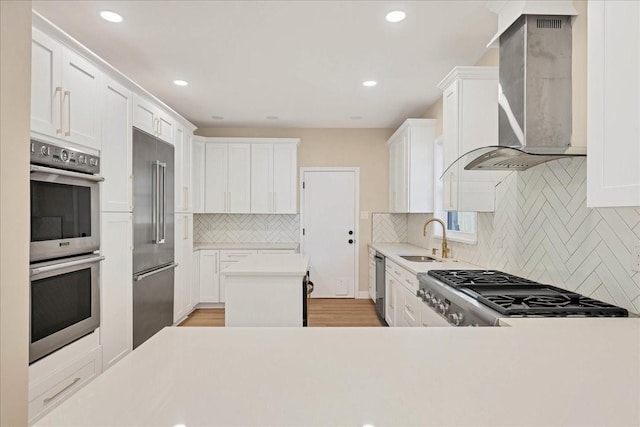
[220,249,258,262]
[385,259,404,281]
[29,347,101,423]
[401,288,419,326]
[257,249,295,254]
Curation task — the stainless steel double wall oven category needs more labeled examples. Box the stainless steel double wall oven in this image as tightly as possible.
[29,140,104,363]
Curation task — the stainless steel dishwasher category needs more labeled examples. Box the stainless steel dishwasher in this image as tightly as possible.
[374,252,387,325]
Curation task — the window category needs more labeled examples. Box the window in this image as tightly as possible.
[432,137,478,244]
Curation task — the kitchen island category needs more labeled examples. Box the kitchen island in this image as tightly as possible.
[222,253,310,326]
[35,320,640,426]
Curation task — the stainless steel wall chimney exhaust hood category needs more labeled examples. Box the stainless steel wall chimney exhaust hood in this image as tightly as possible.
[463,13,586,171]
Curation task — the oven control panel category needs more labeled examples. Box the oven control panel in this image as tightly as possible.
[30,140,100,174]
[416,284,500,327]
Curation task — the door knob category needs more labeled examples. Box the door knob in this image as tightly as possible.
[348,239,354,244]
[348,230,353,235]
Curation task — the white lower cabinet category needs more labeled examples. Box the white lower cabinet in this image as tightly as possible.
[385,274,397,327]
[385,259,421,327]
[29,333,102,424]
[219,250,258,303]
[199,250,221,303]
[100,212,132,371]
[174,214,194,323]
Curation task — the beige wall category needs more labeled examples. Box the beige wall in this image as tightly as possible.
[0,0,32,425]
[423,0,588,147]
[196,127,394,294]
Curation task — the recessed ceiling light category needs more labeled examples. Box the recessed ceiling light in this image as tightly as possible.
[100,11,123,23]
[350,116,363,120]
[363,80,377,87]
[266,116,278,120]
[385,11,406,23]
[173,80,188,86]
[211,115,224,120]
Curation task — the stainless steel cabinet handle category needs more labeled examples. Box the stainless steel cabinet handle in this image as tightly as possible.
[30,165,105,182]
[64,90,71,136]
[183,186,188,211]
[55,86,63,135]
[273,192,277,212]
[30,255,105,276]
[227,192,231,212]
[214,252,218,274]
[43,377,81,404]
[134,263,178,281]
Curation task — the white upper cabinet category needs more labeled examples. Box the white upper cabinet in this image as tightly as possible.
[192,139,206,213]
[31,28,101,150]
[203,142,251,213]
[174,124,193,213]
[587,0,640,208]
[438,67,506,212]
[197,138,299,214]
[101,76,132,212]
[132,94,175,144]
[388,119,436,213]
[251,141,299,213]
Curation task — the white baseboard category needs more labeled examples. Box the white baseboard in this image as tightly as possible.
[194,303,225,309]
[357,291,371,299]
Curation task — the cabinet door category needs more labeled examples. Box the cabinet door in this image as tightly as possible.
[388,140,397,212]
[174,126,185,212]
[101,77,132,212]
[227,143,251,213]
[251,144,274,213]
[174,214,194,322]
[385,275,396,326]
[101,212,133,371]
[273,143,297,213]
[61,49,101,150]
[587,0,640,207]
[31,28,62,137]
[156,112,174,145]
[204,144,228,213]
[192,141,205,213]
[191,251,200,307]
[182,132,193,212]
[132,95,157,136]
[199,250,220,303]
[442,82,460,211]
[396,134,409,212]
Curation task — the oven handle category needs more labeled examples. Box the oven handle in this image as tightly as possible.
[30,165,104,182]
[30,255,105,276]
[134,263,178,282]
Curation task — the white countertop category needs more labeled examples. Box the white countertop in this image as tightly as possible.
[369,242,480,275]
[36,321,640,426]
[221,254,310,276]
[193,242,299,251]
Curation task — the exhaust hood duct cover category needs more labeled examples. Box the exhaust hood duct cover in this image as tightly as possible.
[462,14,586,172]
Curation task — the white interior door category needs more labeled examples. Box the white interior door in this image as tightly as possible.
[302,169,358,298]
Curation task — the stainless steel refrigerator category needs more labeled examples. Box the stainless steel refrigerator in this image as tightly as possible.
[132,127,176,349]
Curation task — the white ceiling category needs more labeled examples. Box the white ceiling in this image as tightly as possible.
[33,1,498,129]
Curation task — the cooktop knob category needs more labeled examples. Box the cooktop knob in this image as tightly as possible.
[59,149,69,162]
[448,313,464,326]
[40,146,49,156]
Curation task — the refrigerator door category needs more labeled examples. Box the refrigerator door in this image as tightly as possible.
[133,264,176,349]
[132,128,175,273]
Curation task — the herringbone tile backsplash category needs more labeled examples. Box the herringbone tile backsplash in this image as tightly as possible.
[194,214,300,243]
[372,213,408,243]
[409,158,640,314]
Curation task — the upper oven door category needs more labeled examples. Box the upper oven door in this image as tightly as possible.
[30,165,103,262]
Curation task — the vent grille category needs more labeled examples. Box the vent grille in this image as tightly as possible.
[537,18,562,29]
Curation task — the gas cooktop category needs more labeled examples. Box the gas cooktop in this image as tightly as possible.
[426,270,629,318]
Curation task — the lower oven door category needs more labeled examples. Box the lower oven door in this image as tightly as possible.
[30,165,102,262]
[29,254,104,363]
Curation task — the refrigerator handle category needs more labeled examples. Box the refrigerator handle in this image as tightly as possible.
[158,161,167,244]
[152,161,160,244]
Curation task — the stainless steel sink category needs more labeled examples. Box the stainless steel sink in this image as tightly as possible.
[399,255,439,262]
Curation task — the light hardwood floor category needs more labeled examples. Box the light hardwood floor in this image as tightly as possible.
[179,298,385,327]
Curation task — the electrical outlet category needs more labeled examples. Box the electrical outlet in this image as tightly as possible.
[633,240,640,273]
